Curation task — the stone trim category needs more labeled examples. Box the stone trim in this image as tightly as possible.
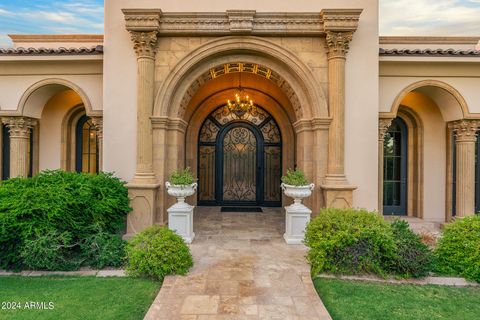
[121,9,362,37]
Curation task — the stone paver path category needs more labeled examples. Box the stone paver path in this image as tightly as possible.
[144,207,331,320]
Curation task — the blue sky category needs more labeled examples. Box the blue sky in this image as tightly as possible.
[0,0,479,47]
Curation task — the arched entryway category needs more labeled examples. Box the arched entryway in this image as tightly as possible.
[198,105,282,207]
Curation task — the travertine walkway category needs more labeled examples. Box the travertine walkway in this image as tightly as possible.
[144,207,331,320]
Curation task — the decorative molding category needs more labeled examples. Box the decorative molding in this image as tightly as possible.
[449,120,480,142]
[151,117,188,132]
[227,10,255,33]
[130,31,159,58]
[178,62,303,119]
[379,118,393,141]
[2,117,37,138]
[320,9,362,32]
[156,11,325,36]
[122,9,162,32]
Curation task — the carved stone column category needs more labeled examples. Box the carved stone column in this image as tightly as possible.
[450,120,479,217]
[2,117,36,178]
[123,9,162,237]
[91,116,103,172]
[378,118,393,214]
[320,9,362,208]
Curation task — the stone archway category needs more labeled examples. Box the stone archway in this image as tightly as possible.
[122,9,362,234]
[152,51,330,222]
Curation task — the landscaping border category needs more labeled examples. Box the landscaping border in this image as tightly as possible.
[317,274,478,287]
[0,269,126,277]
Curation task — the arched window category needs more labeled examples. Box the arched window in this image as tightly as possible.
[383,117,408,215]
[75,115,98,174]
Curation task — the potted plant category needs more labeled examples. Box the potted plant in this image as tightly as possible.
[281,168,315,205]
[165,167,197,243]
[280,168,315,245]
[165,167,198,204]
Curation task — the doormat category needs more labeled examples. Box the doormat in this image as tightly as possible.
[221,207,263,212]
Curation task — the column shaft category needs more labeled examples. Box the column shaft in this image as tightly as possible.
[451,120,479,217]
[327,56,346,177]
[136,56,155,176]
[2,117,36,178]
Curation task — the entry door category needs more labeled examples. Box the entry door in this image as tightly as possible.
[217,123,262,205]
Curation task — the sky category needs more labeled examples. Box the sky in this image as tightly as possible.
[0,0,479,47]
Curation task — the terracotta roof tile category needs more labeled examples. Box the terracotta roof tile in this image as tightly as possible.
[0,45,103,56]
[379,48,480,57]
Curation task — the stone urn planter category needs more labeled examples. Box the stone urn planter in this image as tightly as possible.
[281,169,315,245]
[165,168,197,244]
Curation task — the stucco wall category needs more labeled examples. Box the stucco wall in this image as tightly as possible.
[104,0,379,210]
[401,92,447,222]
[39,90,82,170]
[0,60,103,114]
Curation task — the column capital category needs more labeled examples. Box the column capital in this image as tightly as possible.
[325,31,354,59]
[91,116,103,139]
[129,31,159,59]
[379,118,393,141]
[2,117,37,138]
[449,119,480,142]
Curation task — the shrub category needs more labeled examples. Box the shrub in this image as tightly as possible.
[126,226,193,281]
[80,232,126,269]
[0,170,131,270]
[389,220,433,278]
[169,167,195,185]
[20,229,81,271]
[434,215,480,282]
[281,168,309,186]
[305,208,396,276]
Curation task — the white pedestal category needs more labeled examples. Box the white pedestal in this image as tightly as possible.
[283,202,311,245]
[167,202,195,244]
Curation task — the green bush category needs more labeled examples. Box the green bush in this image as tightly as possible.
[80,232,126,269]
[126,226,193,281]
[0,170,130,270]
[20,229,81,271]
[434,215,480,282]
[389,220,432,278]
[305,208,396,276]
[281,168,309,186]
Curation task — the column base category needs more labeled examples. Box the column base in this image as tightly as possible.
[167,202,195,244]
[320,183,357,208]
[284,202,311,245]
[124,181,160,238]
[129,172,158,185]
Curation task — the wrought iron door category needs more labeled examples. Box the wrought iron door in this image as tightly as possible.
[218,124,260,204]
[198,105,282,206]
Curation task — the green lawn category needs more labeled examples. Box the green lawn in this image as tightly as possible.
[314,278,480,320]
[0,276,161,320]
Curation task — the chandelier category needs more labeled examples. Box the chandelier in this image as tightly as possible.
[227,72,254,117]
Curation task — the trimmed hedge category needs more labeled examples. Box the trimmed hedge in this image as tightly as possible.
[126,226,193,281]
[434,215,480,282]
[0,170,130,270]
[305,208,433,278]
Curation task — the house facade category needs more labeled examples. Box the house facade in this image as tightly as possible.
[0,0,479,236]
